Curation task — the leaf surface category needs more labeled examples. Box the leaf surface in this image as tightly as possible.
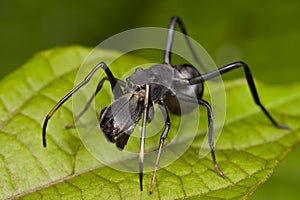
[0,46,299,200]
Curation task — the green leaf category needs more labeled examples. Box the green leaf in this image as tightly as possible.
[0,46,299,200]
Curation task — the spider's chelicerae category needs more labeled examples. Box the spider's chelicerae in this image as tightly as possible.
[42,16,288,194]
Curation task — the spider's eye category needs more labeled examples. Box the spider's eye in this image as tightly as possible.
[127,81,133,88]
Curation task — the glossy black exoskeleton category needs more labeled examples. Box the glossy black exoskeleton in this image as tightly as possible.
[42,16,288,194]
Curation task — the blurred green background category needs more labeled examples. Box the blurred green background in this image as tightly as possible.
[0,0,299,199]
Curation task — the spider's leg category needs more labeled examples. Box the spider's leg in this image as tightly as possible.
[198,98,226,178]
[64,77,108,129]
[176,94,226,178]
[42,62,122,147]
[189,61,289,130]
[163,16,206,71]
[139,84,150,191]
[149,100,171,195]
[65,78,126,129]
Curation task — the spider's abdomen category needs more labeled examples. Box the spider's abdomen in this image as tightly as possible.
[165,64,203,115]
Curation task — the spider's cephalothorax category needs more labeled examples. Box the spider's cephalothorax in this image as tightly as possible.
[42,16,289,194]
[127,63,204,114]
